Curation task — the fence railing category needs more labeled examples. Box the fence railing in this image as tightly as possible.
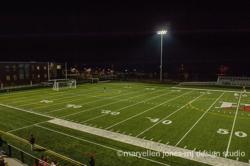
[2,143,50,166]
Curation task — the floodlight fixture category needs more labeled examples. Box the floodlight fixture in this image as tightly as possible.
[157,29,167,82]
[157,30,167,35]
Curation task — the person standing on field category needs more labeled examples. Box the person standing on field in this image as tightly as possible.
[0,136,6,154]
[29,134,35,151]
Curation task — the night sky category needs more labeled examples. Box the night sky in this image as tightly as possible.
[0,1,250,77]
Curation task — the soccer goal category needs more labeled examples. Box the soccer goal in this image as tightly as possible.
[52,79,77,91]
[90,78,99,84]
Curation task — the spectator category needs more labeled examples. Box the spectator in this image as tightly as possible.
[0,136,6,154]
[50,161,57,166]
[89,156,95,166]
[38,156,44,166]
[0,156,5,166]
[29,134,35,151]
[42,156,49,166]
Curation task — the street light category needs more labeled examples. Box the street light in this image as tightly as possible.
[157,30,167,82]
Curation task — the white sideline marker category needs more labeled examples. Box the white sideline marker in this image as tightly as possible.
[46,89,142,114]
[136,93,204,137]
[81,89,176,124]
[106,91,192,130]
[48,119,248,166]
[225,92,242,158]
[175,92,225,146]
[36,124,170,166]
[63,88,169,118]
[172,86,249,93]
[49,119,248,166]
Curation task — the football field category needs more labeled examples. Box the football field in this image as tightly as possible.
[0,82,249,166]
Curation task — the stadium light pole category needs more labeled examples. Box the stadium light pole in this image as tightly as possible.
[157,30,167,82]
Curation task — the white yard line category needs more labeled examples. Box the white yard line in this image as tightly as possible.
[36,124,170,166]
[175,92,225,146]
[5,89,76,104]
[7,121,49,133]
[82,114,107,123]
[0,88,54,98]
[0,84,96,103]
[0,88,167,120]
[81,90,176,123]
[105,91,193,130]
[7,88,95,105]
[225,92,242,158]
[47,119,249,166]
[0,103,54,119]
[136,93,205,137]
[17,88,107,107]
[45,88,150,114]
[172,86,249,93]
[8,84,134,106]
[18,87,144,114]
[60,88,169,118]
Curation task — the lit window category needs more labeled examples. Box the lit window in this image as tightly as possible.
[37,74,40,78]
[44,66,47,70]
[5,66,10,72]
[12,65,16,71]
[6,75,10,81]
[13,75,17,81]
[57,65,61,69]
[37,66,40,70]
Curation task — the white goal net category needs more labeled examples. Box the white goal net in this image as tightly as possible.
[52,79,77,91]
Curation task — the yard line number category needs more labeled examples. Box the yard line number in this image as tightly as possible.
[146,117,172,125]
[101,110,120,116]
[217,128,247,138]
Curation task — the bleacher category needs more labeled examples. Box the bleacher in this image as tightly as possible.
[0,156,26,166]
[217,76,250,87]
[0,143,49,166]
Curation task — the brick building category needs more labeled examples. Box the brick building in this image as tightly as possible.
[0,62,65,88]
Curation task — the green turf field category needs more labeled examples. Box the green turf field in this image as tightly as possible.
[0,82,249,166]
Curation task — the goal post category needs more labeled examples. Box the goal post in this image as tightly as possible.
[52,79,77,91]
[91,78,99,84]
